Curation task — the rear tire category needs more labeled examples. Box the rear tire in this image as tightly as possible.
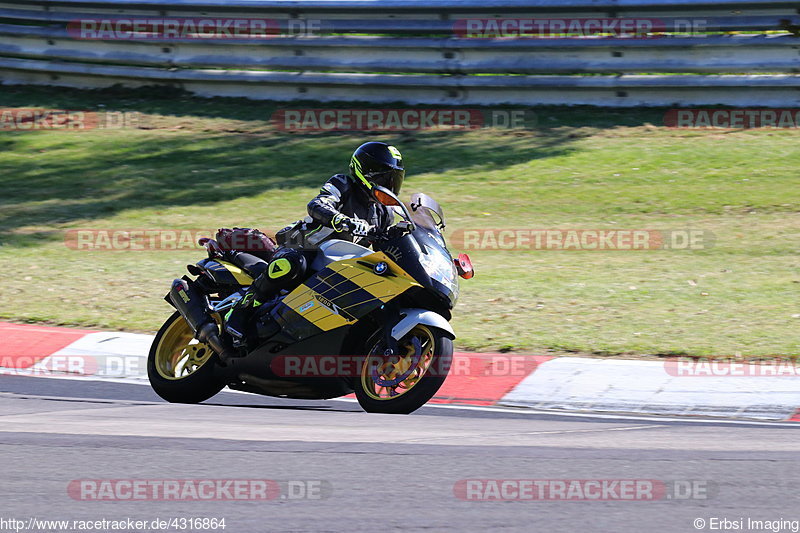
[354,325,453,414]
[147,311,225,404]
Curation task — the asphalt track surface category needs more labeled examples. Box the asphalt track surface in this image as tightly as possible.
[1,375,798,533]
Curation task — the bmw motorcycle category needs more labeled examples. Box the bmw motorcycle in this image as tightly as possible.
[147,186,474,414]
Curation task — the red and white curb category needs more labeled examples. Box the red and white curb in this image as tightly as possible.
[500,357,800,421]
[0,322,150,381]
[1,322,798,421]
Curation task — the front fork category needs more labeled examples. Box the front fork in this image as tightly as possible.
[380,304,402,357]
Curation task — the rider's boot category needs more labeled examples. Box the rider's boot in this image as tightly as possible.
[224,250,307,347]
[224,288,263,348]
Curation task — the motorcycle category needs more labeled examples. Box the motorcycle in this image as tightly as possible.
[147,186,474,414]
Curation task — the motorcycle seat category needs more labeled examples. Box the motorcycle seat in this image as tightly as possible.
[228,252,269,278]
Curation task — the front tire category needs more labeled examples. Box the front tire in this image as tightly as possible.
[354,325,453,414]
[147,311,225,404]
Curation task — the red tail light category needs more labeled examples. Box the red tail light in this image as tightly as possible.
[454,253,474,279]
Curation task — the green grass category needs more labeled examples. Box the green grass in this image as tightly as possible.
[1,85,798,358]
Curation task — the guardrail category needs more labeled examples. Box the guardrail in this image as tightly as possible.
[0,0,798,106]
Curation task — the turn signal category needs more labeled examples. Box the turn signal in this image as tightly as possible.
[454,253,474,279]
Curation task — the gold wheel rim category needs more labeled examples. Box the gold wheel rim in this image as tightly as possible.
[360,325,436,401]
[154,315,219,381]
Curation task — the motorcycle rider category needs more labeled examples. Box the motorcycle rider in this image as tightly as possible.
[223,141,406,347]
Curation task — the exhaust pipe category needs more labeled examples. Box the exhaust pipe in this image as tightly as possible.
[169,279,236,363]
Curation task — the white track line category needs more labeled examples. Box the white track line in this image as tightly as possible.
[332,398,800,427]
[2,371,799,427]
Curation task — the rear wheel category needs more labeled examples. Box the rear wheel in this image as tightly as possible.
[147,311,225,404]
[354,325,452,414]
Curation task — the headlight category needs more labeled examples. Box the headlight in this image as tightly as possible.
[419,249,459,300]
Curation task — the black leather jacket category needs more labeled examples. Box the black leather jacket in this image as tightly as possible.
[276,174,394,249]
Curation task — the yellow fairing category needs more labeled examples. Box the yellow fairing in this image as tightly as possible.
[283,252,420,332]
[216,261,254,285]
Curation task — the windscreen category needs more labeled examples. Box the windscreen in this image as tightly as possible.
[406,193,445,232]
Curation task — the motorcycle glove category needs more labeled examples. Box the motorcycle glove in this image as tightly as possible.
[332,214,374,237]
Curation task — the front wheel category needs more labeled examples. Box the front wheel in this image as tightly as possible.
[354,325,453,414]
[147,311,225,404]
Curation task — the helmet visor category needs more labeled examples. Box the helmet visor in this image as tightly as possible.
[368,168,405,195]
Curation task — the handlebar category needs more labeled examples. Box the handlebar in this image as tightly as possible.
[366,221,415,242]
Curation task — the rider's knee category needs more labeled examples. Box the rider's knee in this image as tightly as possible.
[253,249,307,297]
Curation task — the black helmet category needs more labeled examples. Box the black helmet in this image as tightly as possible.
[348,142,405,195]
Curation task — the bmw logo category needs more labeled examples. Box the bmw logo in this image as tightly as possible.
[373,261,389,275]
